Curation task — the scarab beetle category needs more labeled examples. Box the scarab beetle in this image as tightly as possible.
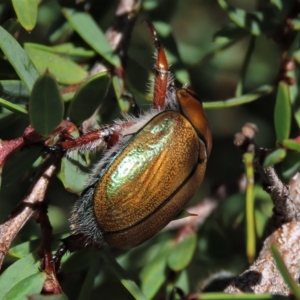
[56,24,212,253]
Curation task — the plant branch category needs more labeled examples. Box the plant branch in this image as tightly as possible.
[0,155,57,269]
[224,123,300,295]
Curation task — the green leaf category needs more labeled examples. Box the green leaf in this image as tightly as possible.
[49,21,74,44]
[0,80,29,100]
[2,18,21,36]
[62,91,76,102]
[0,253,40,298]
[112,75,130,113]
[293,49,300,64]
[287,32,300,60]
[140,241,172,299]
[282,139,300,151]
[11,0,38,32]
[8,240,40,259]
[143,0,158,10]
[213,22,247,44]
[68,72,111,124]
[0,26,39,92]
[25,42,95,61]
[53,43,95,60]
[270,0,293,14]
[282,152,300,178]
[2,147,40,186]
[77,252,101,300]
[204,85,274,109]
[0,97,27,114]
[255,209,267,238]
[62,8,120,67]
[3,272,46,300]
[285,69,300,129]
[25,45,87,85]
[263,148,286,168]
[8,234,69,260]
[167,232,197,271]
[235,36,256,97]
[29,72,64,136]
[101,249,147,300]
[58,151,89,194]
[290,18,300,30]
[174,69,190,86]
[270,0,283,10]
[270,244,300,300]
[173,269,189,294]
[274,81,291,142]
[0,81,28,111]
[217,0,270,35]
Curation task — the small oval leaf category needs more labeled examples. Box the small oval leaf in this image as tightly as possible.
[0,79,29,113]
[25,42,95,61]
[62,8,120,67]
[274,81,291,142]
[2,148,40,186]
[112,75,131,113]
[282,139,300,151]
[29,72,64,136]
[25,45,87,85]
[8,240,40,259]
[270,0,283,9]
[218,0,266,35]
[3,272,46,300]
[0,80,29,101]
[140,241,172,299]
[282,152,300,178]
[0,26,39,92]
[167,232,197,271]
[0,253,40,298]
[49,21,74,44]
[263,148,286,168]
[11,0,38,32]
[58,151,89,194]
[68,72,111,124]
[204,85,274,109]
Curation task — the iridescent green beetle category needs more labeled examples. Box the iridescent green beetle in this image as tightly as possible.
[56,24,212,253]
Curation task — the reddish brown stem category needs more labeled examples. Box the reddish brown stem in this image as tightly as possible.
[0,156,57,269]
[35,206,62,294]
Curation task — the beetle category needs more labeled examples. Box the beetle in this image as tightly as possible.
[54,23,212,255]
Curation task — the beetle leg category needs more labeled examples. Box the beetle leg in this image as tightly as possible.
[52,234,87,271]
[59,124,120,151]
[58,118,139,152]
[147,21,170,109]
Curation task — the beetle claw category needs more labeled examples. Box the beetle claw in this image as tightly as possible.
[43,144,65,154]
[52,234,88,271]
